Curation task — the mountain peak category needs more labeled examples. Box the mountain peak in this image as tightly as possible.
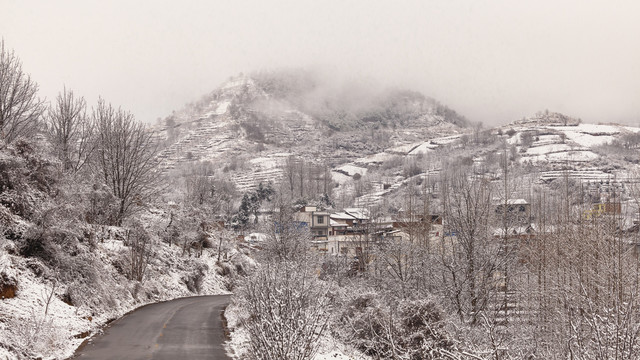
[155,70,470,184]
[512,110,581,127]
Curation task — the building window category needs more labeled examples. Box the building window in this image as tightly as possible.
[317,216,324,224]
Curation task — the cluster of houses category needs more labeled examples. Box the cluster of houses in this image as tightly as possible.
[293,205,444,257]
[244,197,629,266]
[292,201,536,259]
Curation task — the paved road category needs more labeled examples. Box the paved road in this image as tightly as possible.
[73,295,232,360]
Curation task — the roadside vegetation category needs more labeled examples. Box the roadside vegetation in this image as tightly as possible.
[0,41,250,360]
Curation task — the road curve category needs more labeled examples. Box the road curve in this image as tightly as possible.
[72,295,232,360]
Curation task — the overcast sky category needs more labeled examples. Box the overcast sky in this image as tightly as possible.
[2,0,639,125]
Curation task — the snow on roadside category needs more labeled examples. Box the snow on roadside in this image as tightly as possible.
[0,234,231,360]
[0,259,91,360]
[223,300,250,359]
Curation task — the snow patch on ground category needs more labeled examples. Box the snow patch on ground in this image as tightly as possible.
[335,164,368,177]
[525,143,573,155]
[564,131,615,147]
[556,124,621,135]
[331,171,354,185]
[534,134,564,146]
[356,152,394,165]
[547,150,599,162]
[408,141,439,155]
[388,143,418,154]
[524,150,599,163]
[224,300,250,359]
[215,101,231,115]
[248,154,288,170]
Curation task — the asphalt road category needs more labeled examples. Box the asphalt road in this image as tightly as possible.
[73,295,232,360]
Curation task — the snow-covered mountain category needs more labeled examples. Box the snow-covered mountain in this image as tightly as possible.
[154,70,469,192]
[154,72,640,209]
[336,111,640,207]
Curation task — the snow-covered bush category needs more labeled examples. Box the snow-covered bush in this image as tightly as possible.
[182,262,207,293]
[339,294,457,359]
[84,183,120,225]
[10,310,65,359]
[237,261,332,360]
[0,140,59,222]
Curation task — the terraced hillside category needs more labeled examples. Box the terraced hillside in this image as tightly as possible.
[154,71,469,193]
[153,73,640,212]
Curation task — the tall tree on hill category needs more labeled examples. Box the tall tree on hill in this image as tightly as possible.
[45,87,95,173]
[439,168,500,325]
[94,98,159,225]
[232,182,274,230]
[0,40,45,145]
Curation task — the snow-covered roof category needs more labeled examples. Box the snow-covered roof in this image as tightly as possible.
[344,208,370,220]
[331,212,356,220]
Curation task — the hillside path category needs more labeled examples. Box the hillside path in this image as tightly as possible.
[72,295,231,360]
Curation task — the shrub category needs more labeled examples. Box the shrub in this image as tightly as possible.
[182,263,207,293]
[341,295,457,359]
[238,261,332,360]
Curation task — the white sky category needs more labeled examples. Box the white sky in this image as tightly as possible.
[2,0,639,125]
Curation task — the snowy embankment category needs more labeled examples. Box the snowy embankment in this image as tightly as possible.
[0,229,240,360]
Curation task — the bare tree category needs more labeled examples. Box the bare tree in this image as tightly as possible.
[439,169,500,325]
[126,222,152,282]
[239,261,331,360]
[94,98,159,225]
[45,87,95,173]
[262,201,310,262]
[0,40,45,145]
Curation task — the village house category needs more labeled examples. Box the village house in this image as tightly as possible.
[344,208,370,227]
[311,208,376,257]
[329,212,356,236]
[392,214,443,240]
[495,199,531,224]
[294,206,331,240]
